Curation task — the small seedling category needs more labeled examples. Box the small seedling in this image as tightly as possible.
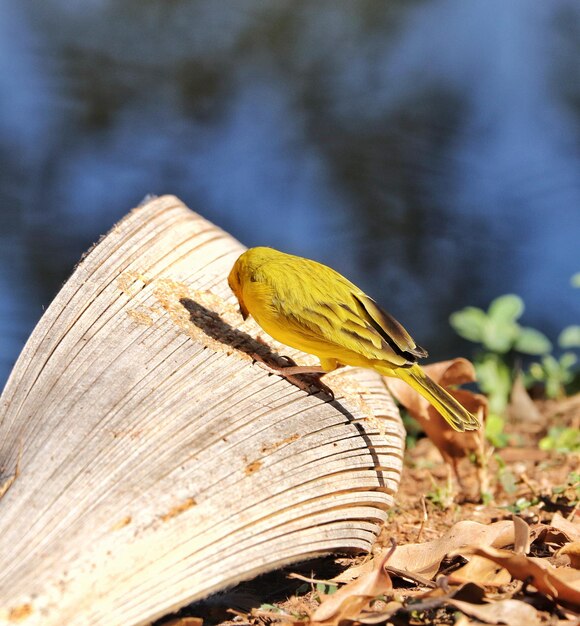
[485,413,509,449]
[506,496,539,515]
[259,603,283,613]
[539,427,580,454]
[527,353,577,399]
[426,478,454,510]
[559,326,580,349]
[450,294,552,417]
[315,582,338,596]
[295,583,310,595]
[450,294,551,356]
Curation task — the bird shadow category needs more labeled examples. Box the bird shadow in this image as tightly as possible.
[179,297,386,488]
[179,297,326,391]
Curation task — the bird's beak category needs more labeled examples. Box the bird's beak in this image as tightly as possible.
[239,303,249,321]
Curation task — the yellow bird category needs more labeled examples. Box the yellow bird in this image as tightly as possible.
[228,247,480,432]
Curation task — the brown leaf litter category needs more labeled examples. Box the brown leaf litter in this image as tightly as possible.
[385,358,488,495]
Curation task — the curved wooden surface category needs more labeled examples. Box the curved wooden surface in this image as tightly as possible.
[0,196,404,626]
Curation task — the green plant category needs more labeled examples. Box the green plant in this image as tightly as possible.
[559,326,580,349]
[506,496,539,515]
[527,353,578,399]
[485,414,509,449]
[451,285,579,453]
[450,294,552,447]
[426,478,454,510]
[259,603,283,613]
[315,582,338,596]
[557,273,580,350]
[294,581,338,603]
[494,455,517,493]
[539,427,580,454]
[450,294,552,356]
[475,353,512,416]
[450,295,552,416]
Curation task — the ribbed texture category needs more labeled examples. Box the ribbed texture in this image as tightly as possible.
[0,196,404,626]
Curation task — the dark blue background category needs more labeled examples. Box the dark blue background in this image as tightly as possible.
[1,1,579,389]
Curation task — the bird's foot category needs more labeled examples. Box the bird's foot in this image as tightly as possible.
[252,353,334,400]
[277,354,298,367]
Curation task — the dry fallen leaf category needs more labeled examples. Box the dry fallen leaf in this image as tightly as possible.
[385,358,487,491]
[559,542,580,569]
[354,601,404,624]
[333,520,516,584]
[310,543,394,626]
[447,554,511,586]
[384,520,515,580]
[341,583,490,625]
[448,597,543,626]
[513,515,532,554]
[464,546,580,609]
[508,371,544,429]
[551,512,580,542]
[386,582,485,615]
[450,517,542,586]
[324,519,580,626]
[531,526,579,560]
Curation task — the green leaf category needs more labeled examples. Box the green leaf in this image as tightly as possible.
[507,497,536,514]
[540,427,580,453]
[526,353,576,398]
[571,272,580,288]
[559,325,580,349]
[480,295,524,352]
[449,307,487,343]
[475,354,512,414]
[527,362,543,381]
[560,352,578,369]
[488,294,524,323]
[542,354,560,375]
[514,327,552,355]
[481,491,493,505]
[485,413,509,448]
[260,604,282,613]
[545,377,562,400]
[481,318,519,352]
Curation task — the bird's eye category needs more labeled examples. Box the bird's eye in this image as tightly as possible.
[249,274,257,283]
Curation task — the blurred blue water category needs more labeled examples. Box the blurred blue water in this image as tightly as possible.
[1,0,579,389]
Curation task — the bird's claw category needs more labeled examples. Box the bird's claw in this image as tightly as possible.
[252,354,334,400]
[278,354,298,367]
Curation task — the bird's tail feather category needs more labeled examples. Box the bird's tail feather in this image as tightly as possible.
[395,364,481,432]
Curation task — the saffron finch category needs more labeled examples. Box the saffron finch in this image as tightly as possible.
[228,247,480,432]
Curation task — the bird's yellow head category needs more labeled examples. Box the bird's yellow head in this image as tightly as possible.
[227,255,249,320]
[228,247,279,320]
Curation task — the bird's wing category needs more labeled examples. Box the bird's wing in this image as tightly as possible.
[269,261,425,365]
[352,293,428,359]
